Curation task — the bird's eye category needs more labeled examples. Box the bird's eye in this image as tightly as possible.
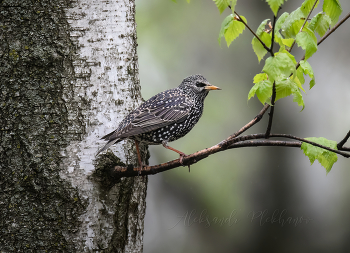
[196,82,206,88]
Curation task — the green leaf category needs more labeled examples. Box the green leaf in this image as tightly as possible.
[213,0,235,14]
[309,12,332,37]
[248,83,260,101]
[213,0,229,14]
[309,78,315,89]
[274,12,296,49]
[256,80,274,104]
[275,12,289,44]
[248,74,271,104]
[263,53,296,82]
[275,77,305,109]
[291,82,305,109]
[230,0,237,13]
[256,19,271,36]
[254,73,268,83]
[296,67,305,85]
[225,16,246,47]
[279,49,297,64]
[286,19,305,39]
[291,73,305,92]
[282,38,295,47]
[281,8,306,39]
[299,60,313,77]
[299,60,315,89]
[275,12,289,32]
[265,0,285,16]
[218,14,233,45]
[275,78,293,100]
[248,73,267,100]
[301,0,320,16]
[301,137,338,173]
[295,27,317,60]
[252,19,272,62]
[323,0,342,26]
[218,14,246,47]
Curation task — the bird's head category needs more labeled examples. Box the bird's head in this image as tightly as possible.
[179,75,221,98]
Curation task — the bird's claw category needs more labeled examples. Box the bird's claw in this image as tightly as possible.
[137,166,143,175]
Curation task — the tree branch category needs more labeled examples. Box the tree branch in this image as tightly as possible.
[109,139,302,178]
[109,131,350,178]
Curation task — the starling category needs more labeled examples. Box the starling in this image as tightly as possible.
[97,74,220,170]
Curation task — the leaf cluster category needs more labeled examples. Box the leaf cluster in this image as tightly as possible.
[213,0,344,171]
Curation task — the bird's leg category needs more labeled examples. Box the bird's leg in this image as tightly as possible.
[135,140,143,173]
[162,141,190,171]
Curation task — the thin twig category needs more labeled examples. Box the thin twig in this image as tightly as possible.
[296,11,350,69]
[228,6,271,53]
[289,0,318,52]
[219,104,270,147]
[270,11,278,56]
[228,133,350,157]
[227,140,301,149]
[265,81,276,138]
[270,133,350,158]
[263,12,279,135]
[338,130,350,150]
[318,12,350,45]
[235,11,271,52]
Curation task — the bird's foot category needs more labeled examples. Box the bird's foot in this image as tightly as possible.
[136,162,144,176]
[137,166,143,175]
[161,141,190,172]
[179,152,186,164]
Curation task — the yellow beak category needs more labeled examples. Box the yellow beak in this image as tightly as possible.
[204,85,221,90]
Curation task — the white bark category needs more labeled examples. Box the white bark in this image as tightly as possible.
[61,0,147,251]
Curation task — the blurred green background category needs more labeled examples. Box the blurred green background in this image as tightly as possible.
[135,0,350,252]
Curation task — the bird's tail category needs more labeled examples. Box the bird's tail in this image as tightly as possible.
[96,138,121,155]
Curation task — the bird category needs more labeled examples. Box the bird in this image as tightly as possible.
[97,74,221,171]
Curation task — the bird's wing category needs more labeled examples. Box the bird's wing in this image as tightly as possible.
[104,91,193,140]
[119,95,192,138]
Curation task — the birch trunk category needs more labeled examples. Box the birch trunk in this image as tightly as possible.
[0,0,147,252]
